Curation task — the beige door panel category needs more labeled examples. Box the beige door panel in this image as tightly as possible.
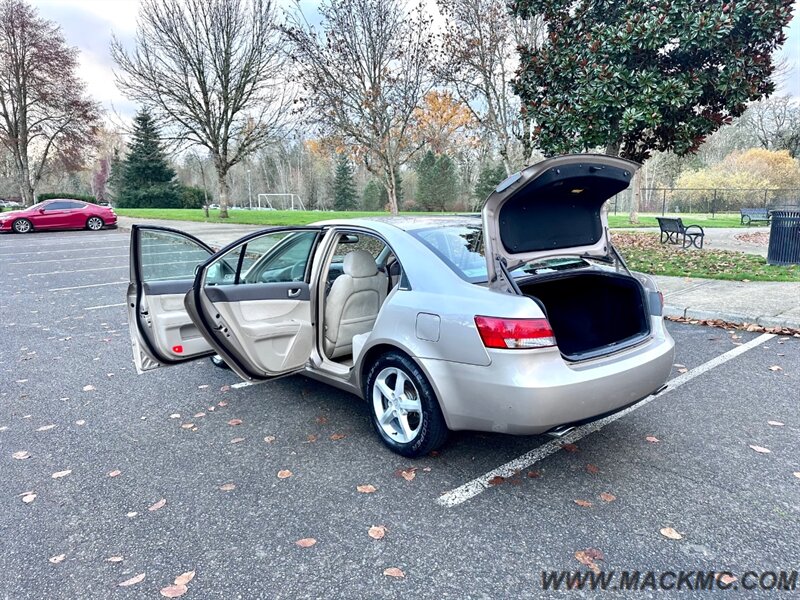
[213,299,313,375]
[143,292,213,359]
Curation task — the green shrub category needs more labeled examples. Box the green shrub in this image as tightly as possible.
[180,185,211,209]
[37,192,98,204]
[117,183,182,209]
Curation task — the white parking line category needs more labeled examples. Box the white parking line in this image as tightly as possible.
[48,281,127,292]
[85,302,127,310]
[9,255,129,265]
[0,245,128,256]
[28,265,127,276]
[436,332,776,508]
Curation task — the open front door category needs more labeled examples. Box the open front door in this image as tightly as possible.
[186,227,323,382]
[127,225,219,373]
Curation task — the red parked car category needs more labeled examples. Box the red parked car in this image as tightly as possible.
[0,199,117,233]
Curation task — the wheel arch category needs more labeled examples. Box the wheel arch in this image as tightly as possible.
[357,341,452,429]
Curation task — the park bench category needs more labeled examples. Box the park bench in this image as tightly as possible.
[656,217,705,249]
[739,208,771,226]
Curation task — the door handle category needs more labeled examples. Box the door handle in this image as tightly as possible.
[287,287,302,298]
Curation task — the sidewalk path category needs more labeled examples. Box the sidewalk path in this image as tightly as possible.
[615,226,769,256]
[118,216,799,329]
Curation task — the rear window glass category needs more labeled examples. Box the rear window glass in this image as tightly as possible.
[410,225,589,283]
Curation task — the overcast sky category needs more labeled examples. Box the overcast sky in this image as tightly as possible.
[31,0,800,123]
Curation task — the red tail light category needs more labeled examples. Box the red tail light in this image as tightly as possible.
[474,316,556,349]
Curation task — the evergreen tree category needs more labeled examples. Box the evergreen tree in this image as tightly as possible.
[107,147,123,202]
[431,154,457,212]
[332,153,357,211]
[474,162,508,203]
[416,150,437,211]
[417,150,457,211]
[362,179,387,211]
[118,109,181,208]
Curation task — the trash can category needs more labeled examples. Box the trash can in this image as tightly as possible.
[767,210,800,266]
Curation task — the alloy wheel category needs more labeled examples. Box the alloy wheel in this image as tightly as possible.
[87,217,104,230]
[372,366,423,443]
[13,219,31,233]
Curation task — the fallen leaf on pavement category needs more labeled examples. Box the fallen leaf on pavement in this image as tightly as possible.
[768,365,782,372]
[108,469,122,477]
[794,472,800,479]
[126,511,138,518]
[575,549,603,574]
[51,470,72,479]
[174,571,195,586]
[219,483,236,491]
[767,421,784,426]
[356,484,376,493]
[368,525,387,540]
[49,554,66,564]
[227,418,242,426]
[315,416,329,425]
[718,574,737,585]
[37,424,57,431]
[264,436,276,443]
[646,436,660,443]
[574,499,593,508]
[296,538,316,548]
[660,527,682,540]
[329,433,346,441]
[180,423,194,429]
[397,467,417,481]
[527,470,542,478]
[220,386,230,393]
[119,573,146,587]
[488,475,505,486]
[82,385,95,391]
[198,384,209,389]
[193,412,205,418]
[600,492,616,502]
[22,493,36,504]
[305,434,318,443]
[160,584,187,598]
[277,470,292,479]
[169,414,180,419]
[106,556,124,563]
[383,567,405,578]
[218,401,228,407]
[230,437,245,444]
[749,445,771,454]
[586,464,600,474]
[149,498,167,511]
[562,443,579,452]
[75,420,85,426]
[12,450,30,460]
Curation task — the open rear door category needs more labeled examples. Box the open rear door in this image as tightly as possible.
[186,227,323,382]
[127,225,219,373]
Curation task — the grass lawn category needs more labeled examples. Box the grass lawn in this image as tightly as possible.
[613,232,799,282]
[116,208,756,229]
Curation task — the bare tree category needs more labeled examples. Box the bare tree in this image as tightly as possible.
[285,0,436,215]
[112,0,289,218]
[437,0,544,175]
[0,0,100,206]
[742,95,800,158]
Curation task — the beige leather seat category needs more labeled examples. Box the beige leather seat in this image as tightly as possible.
[324,250,387,359]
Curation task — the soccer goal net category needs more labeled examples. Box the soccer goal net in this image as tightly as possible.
[255,193,305,211]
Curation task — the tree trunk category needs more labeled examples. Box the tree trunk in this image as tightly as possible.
[216,165,230,219]
[385,166,399,215]
[605,140,621,156]
[629,168,641,225]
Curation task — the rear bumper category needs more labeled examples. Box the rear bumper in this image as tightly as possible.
[418,318,675,435]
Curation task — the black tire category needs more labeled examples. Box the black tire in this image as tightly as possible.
[210,354,231,370]
[364,351,448,458]
[86,216,104,231]
[13,218,32,233]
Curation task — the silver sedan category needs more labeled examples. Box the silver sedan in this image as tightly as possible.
[127,154,675,457]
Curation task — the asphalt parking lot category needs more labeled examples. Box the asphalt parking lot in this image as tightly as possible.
[1,228,799,599]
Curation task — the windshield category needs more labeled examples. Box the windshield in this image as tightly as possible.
[410,225,588,283]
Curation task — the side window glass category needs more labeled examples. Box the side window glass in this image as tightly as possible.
[139,230,212,282]
[204,230,318,286]
[44,202,66,211]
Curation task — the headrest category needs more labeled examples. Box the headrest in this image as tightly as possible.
[344,249,378,278]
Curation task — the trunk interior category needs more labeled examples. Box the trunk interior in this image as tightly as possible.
[519,271,650,360]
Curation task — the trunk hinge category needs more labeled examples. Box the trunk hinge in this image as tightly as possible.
[491,255,522,295]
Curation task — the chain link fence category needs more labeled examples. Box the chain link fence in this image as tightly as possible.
[610,188,800,215]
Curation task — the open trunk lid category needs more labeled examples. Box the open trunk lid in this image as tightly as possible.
[481,154,640,292]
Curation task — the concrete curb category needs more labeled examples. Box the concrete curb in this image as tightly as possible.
[663,304,800,330]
